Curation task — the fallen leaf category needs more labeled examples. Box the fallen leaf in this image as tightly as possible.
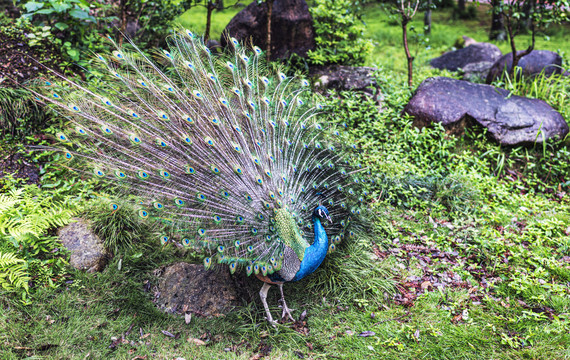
[358,331,376,337]
[188,337,206,346]
[161,330,175,338]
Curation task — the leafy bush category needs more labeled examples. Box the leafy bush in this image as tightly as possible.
[308,0,373,66]
[0,87,54,143]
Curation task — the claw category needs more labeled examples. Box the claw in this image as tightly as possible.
[278,284,295,322]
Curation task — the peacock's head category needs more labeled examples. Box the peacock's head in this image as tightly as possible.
[313,205,332,223]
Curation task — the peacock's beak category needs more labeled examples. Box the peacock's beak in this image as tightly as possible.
[326,214,332,224]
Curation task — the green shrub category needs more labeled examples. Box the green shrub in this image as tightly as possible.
[308,0,373,66]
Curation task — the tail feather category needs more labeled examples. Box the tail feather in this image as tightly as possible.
[32,30,369,274]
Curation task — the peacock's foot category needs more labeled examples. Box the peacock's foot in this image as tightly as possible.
[280,302,296,322]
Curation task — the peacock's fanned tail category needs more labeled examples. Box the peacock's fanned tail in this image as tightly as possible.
[33,30,371,276]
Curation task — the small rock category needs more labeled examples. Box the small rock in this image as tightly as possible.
[153,262,239,317]
[430,43,502,72]
[486,50,563,83]
[58,218,108,273]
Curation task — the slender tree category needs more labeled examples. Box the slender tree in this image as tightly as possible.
[395,0,420,87]
[265,0,274,61]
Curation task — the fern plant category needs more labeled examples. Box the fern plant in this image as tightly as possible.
[0,185,79,301]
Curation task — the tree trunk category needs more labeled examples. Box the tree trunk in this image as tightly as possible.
[205,1,214,41]
[457,0,465,12]
[216,0,224,11]
[118,0,127,46]
[402,17,414,87]
[489,0,506,41]
[266,0,274,61]
[424,0,432,35]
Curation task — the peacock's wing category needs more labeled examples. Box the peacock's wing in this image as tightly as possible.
[34,30,369,277]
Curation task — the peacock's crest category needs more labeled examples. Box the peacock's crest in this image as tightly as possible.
[33,30,372,281]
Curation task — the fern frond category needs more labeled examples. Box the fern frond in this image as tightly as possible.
[0,252,30,292]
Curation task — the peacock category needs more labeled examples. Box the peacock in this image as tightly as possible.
[33,30,371,324]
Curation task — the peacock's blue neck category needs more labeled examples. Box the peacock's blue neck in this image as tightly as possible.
[291,217,329,282]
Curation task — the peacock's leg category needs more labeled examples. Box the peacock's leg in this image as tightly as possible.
[259,283,276,325]
[278,283,295,321]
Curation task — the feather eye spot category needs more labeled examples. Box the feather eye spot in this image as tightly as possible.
[204,136,214,146]
[213,215,222,223]
[183,238,191,246]
[186,62,195,70]
[232,87,240,96]
[236,216,244,223]
[156,139,167,147]
[241,55,249,63]
[113,51,124,60]
[101,126,113,135]
[63,152,73,161]
[261,76,269,85]
[226,61,235,71]
[265,170,271,178]
[263,97,270,106]
[160,236,169,245]
[251,227,258,235]
[207,73,216,82]
[254,46,262,55]
[192,90,203,99]
[301,79,309,87]
[56,132,68,142]
[197,228,206,236]
[153,202,164,210]
[219,98,228,107]
[196,193,206,202]
[174,198,185,206]
[183,137,192,145]
[316,104,324,110]
[129,134,141,144]
[248,245,254,253]
[110,203,120,211]
[233,165,243,175]
[278,72,286,81]
[138,210,149,218]
[210,165,221,174]
[256,176,263,185]
[203,257,212,269]
[137,170,149,179]
[114,170,126,179]
[281,99,287,107]
[94,169,105,177]
[244,194,253,202]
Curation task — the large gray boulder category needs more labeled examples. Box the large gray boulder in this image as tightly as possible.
[221,0,315,61]
[430,43,502,72]
[58,218,108,272]
[486,50,563,83]
[404,77,569,146]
